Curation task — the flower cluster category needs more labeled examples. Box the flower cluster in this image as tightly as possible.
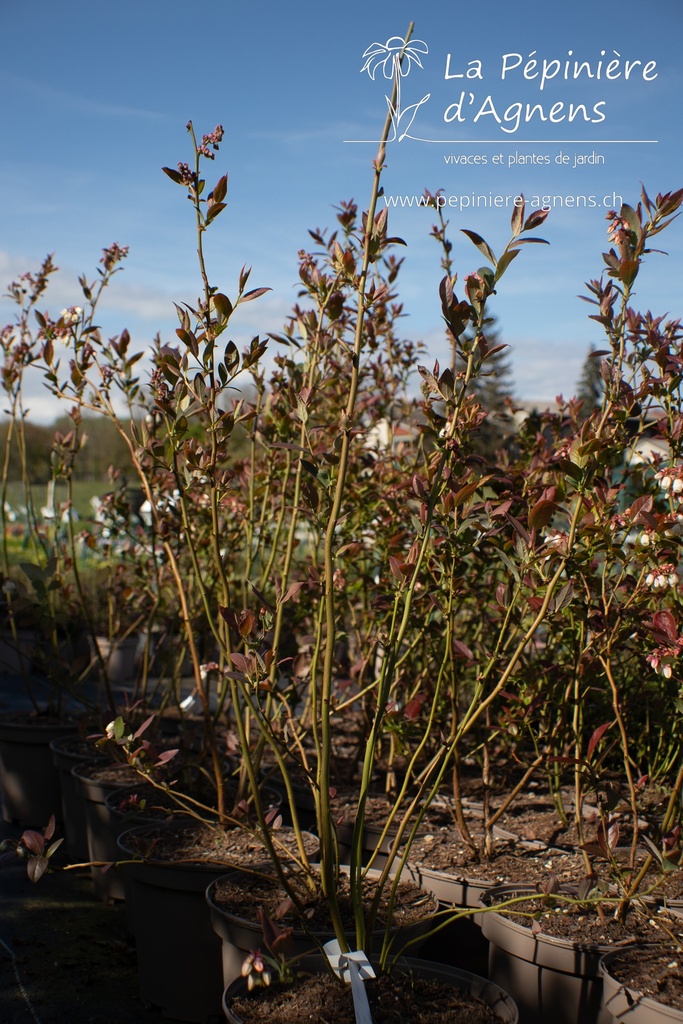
[605,209,633,257]
[647,637,683,679]
[100,243,129,272]
[644,563,679,590]
[60,306,82,326]
[198,124,224,159]
[656,466,683,501]
[176,162,196,188]
[241,950,271,990]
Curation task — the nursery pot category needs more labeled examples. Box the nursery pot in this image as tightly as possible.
[49,735,104,861]
[600,946,683,1023]
[480,883,615,1024]
[206,865,437,989]
[222,953,519,1024]
[117,816,305,1024]
[0,715,79,827]
[89,634,141,686]
[72,760,145,901]
[401,861,493,978]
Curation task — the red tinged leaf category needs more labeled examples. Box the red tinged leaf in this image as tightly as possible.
[523,207,550,231]
[452,639,474,660]
[211,174,228,205]
[230,653,253,674]
[280,582,305,605]
[21,830,44,856]
[389,556,405,582]
[511,196,525,237]
[404,698,422,722]
[134,714,156,740]
[653,610,678,643]
[240,287,271,303]
[630,494,654,520]
[528,499,556,531]
[587,721,611,760]
[155,748,179,765]
[162,166,184,185]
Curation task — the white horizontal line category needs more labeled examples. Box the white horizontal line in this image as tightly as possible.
[344,139,658,144]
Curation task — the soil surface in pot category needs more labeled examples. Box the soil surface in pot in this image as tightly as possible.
[122,819,317,867]
[487,890,683,946]
[211,869,435,932]
[229,971,502,1023]
[606,944,683,1011]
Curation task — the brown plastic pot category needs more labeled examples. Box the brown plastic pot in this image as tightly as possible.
[480,883,615,1024]
[600,947,683,1022]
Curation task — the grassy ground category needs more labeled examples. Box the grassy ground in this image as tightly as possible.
[3,480,107,522]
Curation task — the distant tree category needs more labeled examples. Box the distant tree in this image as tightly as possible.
[53,415,137,481]
[0,420,53,482]
[576,346,604,418]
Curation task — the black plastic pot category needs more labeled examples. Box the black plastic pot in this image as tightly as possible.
[206,865,437,989]
[222,954,519,1023]
[0,715,79,826]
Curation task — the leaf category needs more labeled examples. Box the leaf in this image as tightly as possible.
[528,498,556,531]
[240,287,271,303]
[230,653,253,674]
[205,202,226,224]
[460,229,496,266]
[404,698,423,722]
[452,639,474,660]
[494,248,520,282]
[211,174,228,205]
[511,197,525,237]
[524,207,550,231]
[162,166,184,185]
[21,831,44,856]
[389,556,405,582]
[27,856,49,884]
[587,721,611,760]
[134,715,156,740]
[156,748,179,765]
[653,609,678,643]
[280,581,305,605]
[213,293,233,320]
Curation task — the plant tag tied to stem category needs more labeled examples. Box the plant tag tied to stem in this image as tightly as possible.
[323,939,375,1024]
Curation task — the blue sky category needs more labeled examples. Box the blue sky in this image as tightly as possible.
[1,0,681,421]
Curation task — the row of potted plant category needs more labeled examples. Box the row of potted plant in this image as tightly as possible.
[1,23,683,1024]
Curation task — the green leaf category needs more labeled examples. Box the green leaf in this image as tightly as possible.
[213,293,233,320]
[494,248,520,282]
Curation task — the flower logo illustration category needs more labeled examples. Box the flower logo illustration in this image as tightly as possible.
[360,35,430,142]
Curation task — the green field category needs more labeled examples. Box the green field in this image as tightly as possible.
[3,479,117,522]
